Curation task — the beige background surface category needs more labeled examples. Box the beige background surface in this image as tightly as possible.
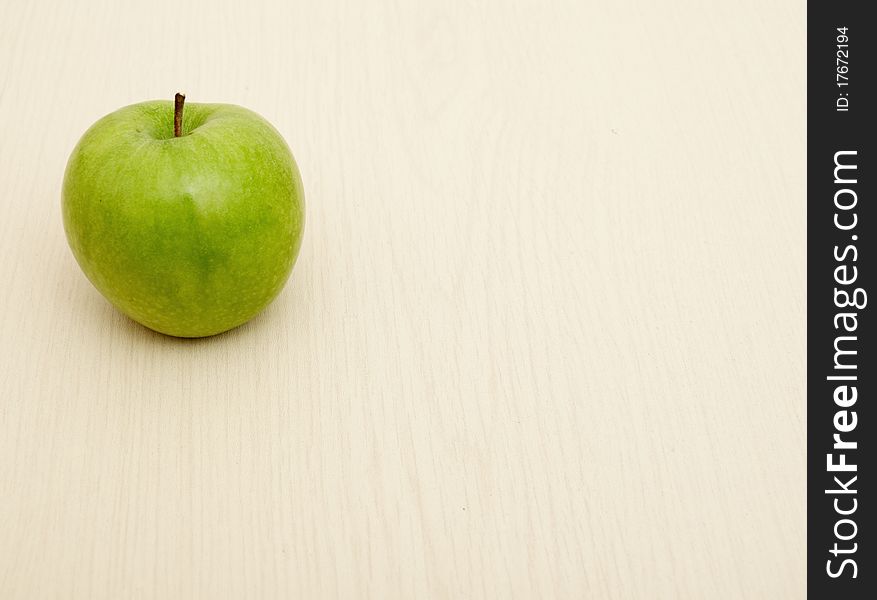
[0,0,805,598]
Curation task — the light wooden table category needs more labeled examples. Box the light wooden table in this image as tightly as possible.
[0,1,805,598]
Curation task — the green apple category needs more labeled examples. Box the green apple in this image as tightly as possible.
[62,94,305,337]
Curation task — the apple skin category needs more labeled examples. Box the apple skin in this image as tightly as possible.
[62,100,304,337]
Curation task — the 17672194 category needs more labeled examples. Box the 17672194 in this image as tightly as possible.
[836,27,850,112]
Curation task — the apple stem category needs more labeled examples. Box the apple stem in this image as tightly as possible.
[174,92,186,137]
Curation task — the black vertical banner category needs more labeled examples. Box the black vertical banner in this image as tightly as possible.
[808,2,874,597]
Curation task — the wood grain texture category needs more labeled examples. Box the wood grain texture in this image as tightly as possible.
[0,0,805,598]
